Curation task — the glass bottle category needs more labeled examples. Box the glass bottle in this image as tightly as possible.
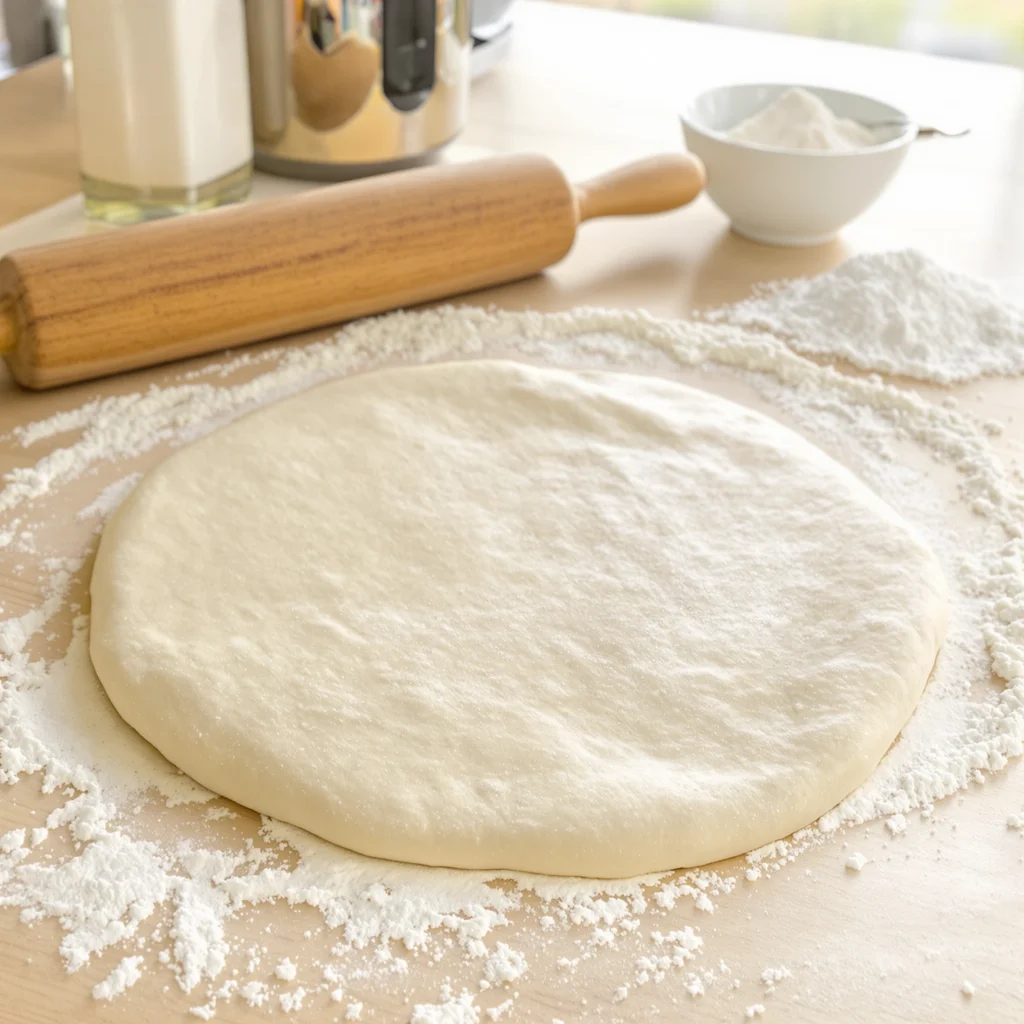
[66,0,254,224]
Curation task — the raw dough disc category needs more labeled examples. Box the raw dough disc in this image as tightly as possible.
[90,360,948,878]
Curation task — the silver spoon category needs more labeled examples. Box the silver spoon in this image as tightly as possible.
[865,119,971,138]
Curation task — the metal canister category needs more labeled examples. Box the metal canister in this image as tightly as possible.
[245,0,471,180]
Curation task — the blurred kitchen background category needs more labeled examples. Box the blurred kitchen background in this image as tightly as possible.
[559,0,1024,62]
[1,0,1022,79]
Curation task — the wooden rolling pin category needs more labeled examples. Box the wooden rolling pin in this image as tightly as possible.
[0,152,705,389]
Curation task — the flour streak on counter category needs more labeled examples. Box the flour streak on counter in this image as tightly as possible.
[0,292,1022,1018]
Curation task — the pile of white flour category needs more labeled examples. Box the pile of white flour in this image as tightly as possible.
[726,87,879,152]
[0,253,1022,1019]
[707,248,1024,383]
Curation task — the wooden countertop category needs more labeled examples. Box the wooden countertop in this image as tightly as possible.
[1,3,1023,1022]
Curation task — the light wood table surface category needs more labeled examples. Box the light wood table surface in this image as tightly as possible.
[1,3,1023,1022]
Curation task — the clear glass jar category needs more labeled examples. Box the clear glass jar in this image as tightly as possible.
[66,0,254,224]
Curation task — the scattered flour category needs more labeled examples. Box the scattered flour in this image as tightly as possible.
[75,473,142,523]
[634,926,704,990]
[280,987,306,1013]
[727,87,879,152]
[745,1005,766,1019]
[239,981,270,1007]
[886,814,908,836]
[275,958,298,981]
[845,853,868,872]
[411,988,479,1024]
[961,980,976,997]
[482,943,528,987]
[1007,813,1023,830]
[760,966,791,992]
[203,806,237,823]
[0,297,1022,1018]
[707,249,1024,383]
[485,998,515,1021]
[92,955,145,1000]
[0,828,24,853]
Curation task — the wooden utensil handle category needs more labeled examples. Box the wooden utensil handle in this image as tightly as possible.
[0,152,704,390]
[574,153,706,223]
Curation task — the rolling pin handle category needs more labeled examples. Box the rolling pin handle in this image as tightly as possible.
[573,152,706,224]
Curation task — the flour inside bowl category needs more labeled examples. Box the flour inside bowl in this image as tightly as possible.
[727,87,880,151]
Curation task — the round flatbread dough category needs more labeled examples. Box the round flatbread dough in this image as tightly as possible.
[90,360,947,877]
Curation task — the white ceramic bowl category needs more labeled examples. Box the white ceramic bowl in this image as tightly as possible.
[680,83,916,246]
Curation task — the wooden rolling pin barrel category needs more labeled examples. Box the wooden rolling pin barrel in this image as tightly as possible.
[0,153,705,389]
